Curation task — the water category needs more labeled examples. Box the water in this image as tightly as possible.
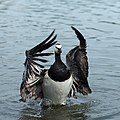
[0,0,120,119]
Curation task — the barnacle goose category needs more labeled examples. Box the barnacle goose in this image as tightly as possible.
[20,26,92,106]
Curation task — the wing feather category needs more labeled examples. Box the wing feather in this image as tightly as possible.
[20,30,57,101]
[66,26,92,96]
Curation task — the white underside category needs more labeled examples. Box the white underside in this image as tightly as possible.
[42,71,73,105]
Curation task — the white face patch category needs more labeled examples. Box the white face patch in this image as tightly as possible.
[56,43,62,49]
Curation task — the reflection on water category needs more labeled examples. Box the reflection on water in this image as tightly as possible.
[19,100,91,120]
[0,0,120,119]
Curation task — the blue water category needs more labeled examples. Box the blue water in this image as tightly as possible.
[0,0,120,119]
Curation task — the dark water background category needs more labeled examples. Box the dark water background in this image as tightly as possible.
[0,0,120,119]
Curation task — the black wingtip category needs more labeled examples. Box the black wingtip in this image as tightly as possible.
[29,29,57,56]
[71,26,85,39]
[71,26,86,48]
[71,26,76,31]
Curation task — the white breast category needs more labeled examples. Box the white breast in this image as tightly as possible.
[42,71,73,105]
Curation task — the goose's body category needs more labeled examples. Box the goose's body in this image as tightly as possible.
[42,43,73,105]
[20,26,92,106]
[43,71,73,105]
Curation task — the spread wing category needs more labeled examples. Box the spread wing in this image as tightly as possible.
[66,26,92,97]
[20,30,57,101]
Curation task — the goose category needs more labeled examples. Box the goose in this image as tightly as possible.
[20,26,92,106]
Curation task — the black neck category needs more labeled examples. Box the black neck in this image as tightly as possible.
[48,52,71,82]
[55,53,61,61]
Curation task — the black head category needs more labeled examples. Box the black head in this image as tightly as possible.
[54,43,62,55]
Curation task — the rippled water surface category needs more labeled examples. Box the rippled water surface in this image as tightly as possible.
[0,0,120,119]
